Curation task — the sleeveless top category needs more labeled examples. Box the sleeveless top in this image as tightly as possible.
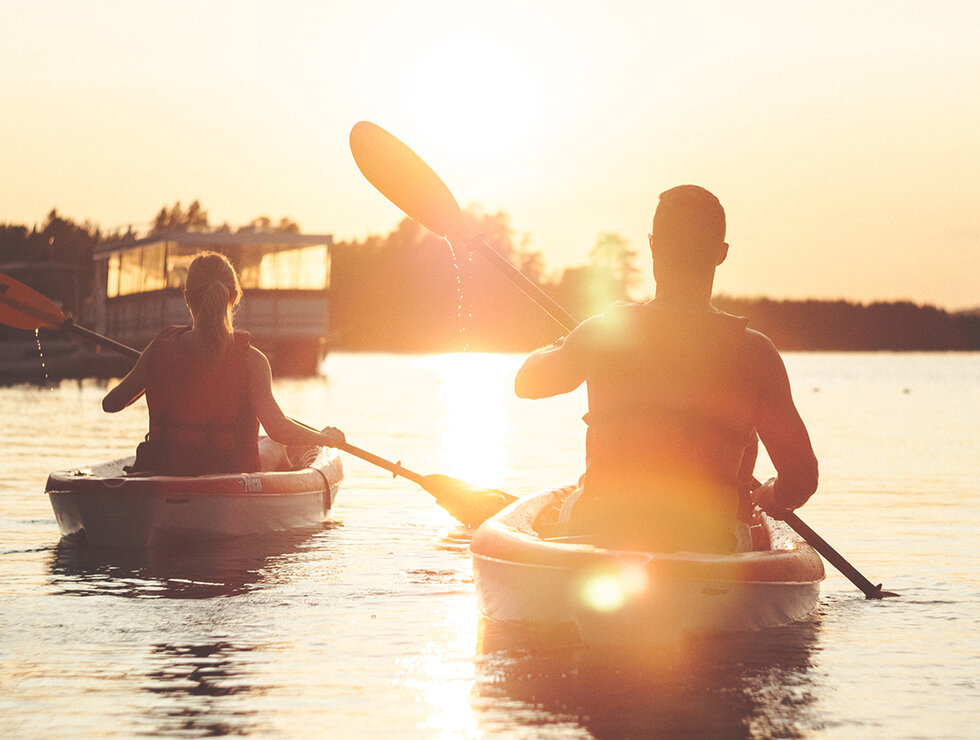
[142,326,261,475]
[576,303,756,551]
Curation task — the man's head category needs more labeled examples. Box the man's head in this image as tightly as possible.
[649,185,728,273]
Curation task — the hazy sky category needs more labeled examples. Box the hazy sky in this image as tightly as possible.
[2,1,978,309]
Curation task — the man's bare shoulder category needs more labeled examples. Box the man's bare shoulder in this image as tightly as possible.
[743,327,779,354]
[742,327,791,385]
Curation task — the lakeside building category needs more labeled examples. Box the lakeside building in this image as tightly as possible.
[92,231,333,376]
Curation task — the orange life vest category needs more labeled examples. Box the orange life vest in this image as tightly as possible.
[142,326,261,475]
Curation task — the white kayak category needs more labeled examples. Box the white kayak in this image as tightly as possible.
[470,486,824,646]
[46,446,343,548]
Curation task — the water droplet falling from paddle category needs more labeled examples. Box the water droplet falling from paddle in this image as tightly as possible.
[446,241,471,352]
[34,328,52,385]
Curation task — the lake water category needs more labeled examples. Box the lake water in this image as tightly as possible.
[1,351,977,738]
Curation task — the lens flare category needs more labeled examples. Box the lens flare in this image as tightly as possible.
[580,564,649,613]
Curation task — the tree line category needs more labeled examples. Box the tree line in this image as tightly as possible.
[2,204,978,352]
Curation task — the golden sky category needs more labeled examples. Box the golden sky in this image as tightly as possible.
[2,1,977,309]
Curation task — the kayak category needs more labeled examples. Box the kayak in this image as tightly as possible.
[470,486,824,646]
[45,445,343,548]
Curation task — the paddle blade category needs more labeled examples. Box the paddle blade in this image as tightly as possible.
[420,474,518,528]
[349,121,470,243]
[0,273,67,331]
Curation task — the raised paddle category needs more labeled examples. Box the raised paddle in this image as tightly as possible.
[0,271,517,527]
[349,121,898,598]
[349,121,579,331]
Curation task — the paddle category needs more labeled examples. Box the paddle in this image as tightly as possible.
[349,121,898,598]
[0,271,517,527]
[0,272,141,360]
[349,121,579,331]
[291,423,516,528]
[784,511,897,599]
[747,477,897,599]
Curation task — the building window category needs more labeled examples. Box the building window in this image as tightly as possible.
[239,245,329,290]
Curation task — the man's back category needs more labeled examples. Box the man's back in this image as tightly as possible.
[583,304,753,487]
[515,184,818,551]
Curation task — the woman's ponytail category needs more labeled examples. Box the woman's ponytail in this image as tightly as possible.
[183,251,241,358]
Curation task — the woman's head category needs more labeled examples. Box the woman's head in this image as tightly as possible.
[183,251,241,355]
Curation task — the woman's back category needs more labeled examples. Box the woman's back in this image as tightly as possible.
[141,326,261,475]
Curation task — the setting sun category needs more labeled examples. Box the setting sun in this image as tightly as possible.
[407,34,541,173]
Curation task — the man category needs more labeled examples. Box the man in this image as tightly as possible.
[515,185,817,553]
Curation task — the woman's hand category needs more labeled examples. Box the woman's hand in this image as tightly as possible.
[319,426,346,448]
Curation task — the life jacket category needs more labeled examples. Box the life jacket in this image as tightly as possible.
[141,326,261,475]
[576,303,756,551]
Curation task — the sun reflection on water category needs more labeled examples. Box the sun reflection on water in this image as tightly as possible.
[425,353,514,489]
[400,599,482,739]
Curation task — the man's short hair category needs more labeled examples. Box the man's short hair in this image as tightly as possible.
[652,185,726,251]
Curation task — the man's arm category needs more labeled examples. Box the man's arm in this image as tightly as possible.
[748,330,819,511]
[514,318,597,399]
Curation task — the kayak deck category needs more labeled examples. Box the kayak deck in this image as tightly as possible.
[470,486,824,645]
[45,446,343,548]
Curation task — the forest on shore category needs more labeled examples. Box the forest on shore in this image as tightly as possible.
[2,204,978,353]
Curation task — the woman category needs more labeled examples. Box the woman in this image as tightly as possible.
[102,251,345,475]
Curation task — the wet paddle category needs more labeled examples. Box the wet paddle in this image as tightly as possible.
[783,511,897,599]
[349,121,898,597]
[748,478,897,599]
[0,272,141,359]
[0,271,517,527]
[349,121,579,332]
[295,422,515,528]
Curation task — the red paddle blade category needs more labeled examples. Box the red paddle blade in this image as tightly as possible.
[0,273,67,331]
[349,121,470,244]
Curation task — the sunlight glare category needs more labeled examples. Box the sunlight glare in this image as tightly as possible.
[400,599,480,739]
[409,35,538,170]
[429,353,512,488]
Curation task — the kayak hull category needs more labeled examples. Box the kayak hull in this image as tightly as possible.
[470,487,824,646]
[46,447,343,548]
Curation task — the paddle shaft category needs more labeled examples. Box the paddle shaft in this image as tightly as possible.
[782,511,889,599]
[63,320,141,360]
[287,417,428,487]
[462,236,578,332]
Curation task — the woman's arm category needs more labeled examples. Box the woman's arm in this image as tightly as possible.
[102,343,152,412]
[246,347,345,447]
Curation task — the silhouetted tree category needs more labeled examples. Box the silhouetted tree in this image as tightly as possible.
[152,199,210,233]
[589,233,639,299]
[0,210,101,323]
